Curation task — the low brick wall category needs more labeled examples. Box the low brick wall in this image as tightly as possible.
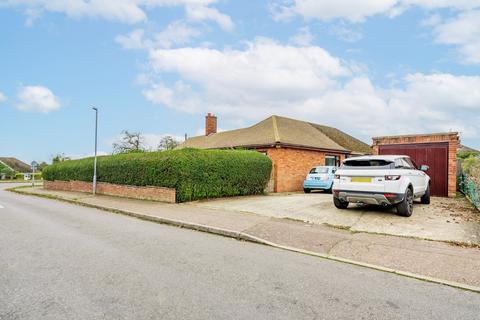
[44,180,176,203]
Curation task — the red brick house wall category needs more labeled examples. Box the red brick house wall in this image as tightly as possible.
[265,147,346,193]
[372,133,459,197]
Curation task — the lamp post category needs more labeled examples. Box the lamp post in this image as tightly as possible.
[92,107,98,195]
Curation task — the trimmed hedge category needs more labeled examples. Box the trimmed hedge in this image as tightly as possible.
[43,148,272,202]
[14,172,42,180]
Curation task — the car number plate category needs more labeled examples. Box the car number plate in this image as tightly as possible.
[351,177,372,183]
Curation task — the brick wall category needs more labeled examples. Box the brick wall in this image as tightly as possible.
[266,147,346,192]
[372,133,459,197]
[205,113,217,136]
[44,180,176,203]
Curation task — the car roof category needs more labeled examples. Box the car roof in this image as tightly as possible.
[344,155,409,162]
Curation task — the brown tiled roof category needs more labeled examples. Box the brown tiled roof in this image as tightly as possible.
[179,115,371,154]
[0,157,31,172]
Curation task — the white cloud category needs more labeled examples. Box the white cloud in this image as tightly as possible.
[140,39,480,141]
[115,21,200,50]
[272,0,480,23]
[431,10,480,64]
[2,0,232,29]
[185,3,234,31]
[329,24,363,42]
[17,85,61,113]
[289,27,313,46]
[0,91,7,102]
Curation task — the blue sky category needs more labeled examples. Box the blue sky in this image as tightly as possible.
[1,0,479,163]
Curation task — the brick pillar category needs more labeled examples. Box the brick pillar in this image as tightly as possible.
[205,113,217,136]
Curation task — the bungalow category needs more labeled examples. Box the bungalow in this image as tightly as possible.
[178,114,371,192]
[0,157,31,180]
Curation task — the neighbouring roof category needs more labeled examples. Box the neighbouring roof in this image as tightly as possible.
[458,144,479,153]
[179,115,372,154]
[0,157,31,173]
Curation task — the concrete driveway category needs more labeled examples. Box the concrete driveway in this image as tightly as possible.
[190,192,480,245]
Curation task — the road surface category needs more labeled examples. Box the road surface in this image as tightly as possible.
[1,184,479,319]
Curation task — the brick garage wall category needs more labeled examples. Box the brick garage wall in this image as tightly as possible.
[266,147,346,192]
[44,180,176,203]
[372,133,459,197]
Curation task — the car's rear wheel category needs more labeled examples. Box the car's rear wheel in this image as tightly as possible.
[421,184,431,204]
[304,188,311,193]
[333,197,349,209]
[325,185,333,194]
[397,188,414,217]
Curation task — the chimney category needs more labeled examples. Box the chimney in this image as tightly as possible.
[205,113,217,136]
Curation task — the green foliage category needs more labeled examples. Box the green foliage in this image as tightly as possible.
[52,153,71,164]
[43,148,272,202]
[458,151,480,159]
[0,163,15,179]
[15,172,42,180]
[462,156,480,176]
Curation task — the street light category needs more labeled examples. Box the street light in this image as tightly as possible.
[92,107,98,195]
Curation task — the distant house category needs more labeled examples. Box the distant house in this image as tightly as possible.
[178,114,371,192]
[458,144,479,154]
[0,157,31,179]
[0,157,31,173]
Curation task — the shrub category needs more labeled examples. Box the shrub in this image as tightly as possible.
[462,156,480,176]
[14,172,42,180]
[43,148,272,202]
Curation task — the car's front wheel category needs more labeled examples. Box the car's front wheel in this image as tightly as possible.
[396,188,414,217]
[421,184,431,204]
[304,188,311,193]
[333,197,349,209]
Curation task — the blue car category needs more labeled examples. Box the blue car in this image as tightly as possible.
[303,166,338,193]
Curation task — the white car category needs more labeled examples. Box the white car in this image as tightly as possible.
[332,155,431,217]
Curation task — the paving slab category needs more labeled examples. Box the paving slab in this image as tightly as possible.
[192,192,480,245]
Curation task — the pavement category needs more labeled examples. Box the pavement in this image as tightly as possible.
[7,185,480,291]
[192,192,480,245]
[1,185,479,319]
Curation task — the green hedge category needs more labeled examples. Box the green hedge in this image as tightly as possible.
[43,148,272,202]
[14,172,42,180]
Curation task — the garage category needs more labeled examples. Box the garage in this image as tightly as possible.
[372,133,459,197]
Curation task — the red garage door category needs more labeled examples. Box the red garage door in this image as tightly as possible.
[378,143,448,197]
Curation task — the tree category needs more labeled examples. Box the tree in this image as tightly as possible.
[157,135,180,151]
[52,153,71,164]
[0,163,15,179]
[112,130,146,154]
[37,161,49,171]
[458,151,480,159]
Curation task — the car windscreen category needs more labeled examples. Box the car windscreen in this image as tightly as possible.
[341,159,394,169]
[309,167,329,174]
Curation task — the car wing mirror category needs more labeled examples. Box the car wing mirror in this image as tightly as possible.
[420,165,429,172]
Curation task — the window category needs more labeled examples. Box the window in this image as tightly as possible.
[325,155,340,167]
[395,158,413,169]
[310,167,329,174]
[404,157,417,169]
[342,159,393,169]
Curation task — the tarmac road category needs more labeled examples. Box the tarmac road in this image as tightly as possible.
[1,184,479,319]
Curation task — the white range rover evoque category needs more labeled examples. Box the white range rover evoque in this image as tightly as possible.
[332,155,431,217]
